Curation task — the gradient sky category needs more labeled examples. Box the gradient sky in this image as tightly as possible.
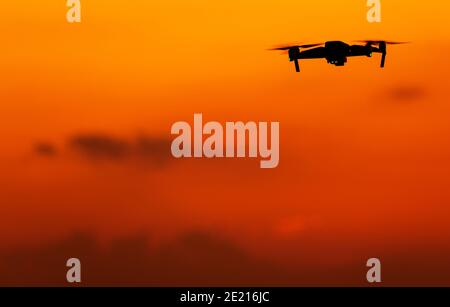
[0,1,450,285]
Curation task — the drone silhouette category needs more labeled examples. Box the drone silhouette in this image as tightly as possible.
[269,40,408,72]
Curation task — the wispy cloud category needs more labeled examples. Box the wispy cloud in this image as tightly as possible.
[387,85,426,101]
[33,142,58,157]
[32,133,172,166]
[69,134,131,160]
[68,133,172,164]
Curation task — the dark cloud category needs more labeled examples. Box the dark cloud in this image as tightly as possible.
[66,133,172,164]
[0,231,288,286]
[34,142,57,157]
[387,85,426,101]
[1,230,450,286]
[135,135,172,164]
[0,233,96,285]
[69,134,131,160]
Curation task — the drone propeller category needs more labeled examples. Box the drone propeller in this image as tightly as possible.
[356,41,409,68]
[356,40,410,45]
[268,43,323,51]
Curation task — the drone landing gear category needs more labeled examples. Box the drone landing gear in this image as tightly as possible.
[287,47,301,72]
[294,59,300,72]
[379,42,387,68]
[380,52,386,67]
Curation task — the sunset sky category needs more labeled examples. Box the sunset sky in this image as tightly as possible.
[1,1,450,285]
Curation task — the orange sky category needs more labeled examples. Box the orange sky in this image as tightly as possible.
[0,0,450,285]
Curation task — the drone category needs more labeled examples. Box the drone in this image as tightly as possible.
[269,40,408,72]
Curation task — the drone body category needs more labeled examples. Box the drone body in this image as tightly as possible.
[270,40,407,72]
